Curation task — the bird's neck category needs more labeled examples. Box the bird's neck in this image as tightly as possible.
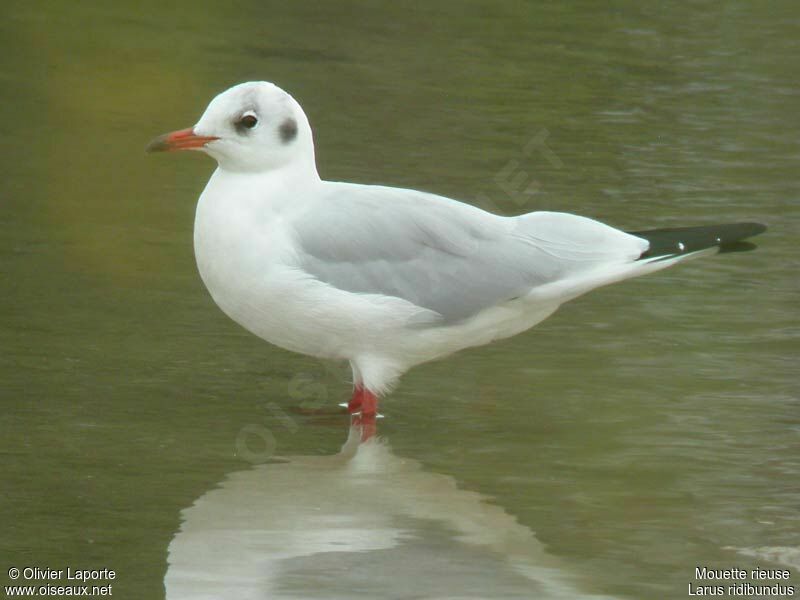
[208,159,321,208]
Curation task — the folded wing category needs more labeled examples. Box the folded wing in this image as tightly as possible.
[292,183,649,323]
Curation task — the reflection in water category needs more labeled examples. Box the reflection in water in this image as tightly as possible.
[165,427,615,600]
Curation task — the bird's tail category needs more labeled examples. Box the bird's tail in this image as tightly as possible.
[629,222,767,263]
[527,221,766,306]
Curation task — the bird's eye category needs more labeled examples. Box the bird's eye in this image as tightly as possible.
[236,114,258,131]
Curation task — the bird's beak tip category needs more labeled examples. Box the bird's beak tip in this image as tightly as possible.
[145,127,218,154]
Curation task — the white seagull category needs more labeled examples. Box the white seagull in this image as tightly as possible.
[147,81,765,437]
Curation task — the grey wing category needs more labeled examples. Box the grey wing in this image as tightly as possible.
[292,183,647,323]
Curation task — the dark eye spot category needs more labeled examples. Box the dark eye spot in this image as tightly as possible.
[279,118,298,143]
[235,114,258,133]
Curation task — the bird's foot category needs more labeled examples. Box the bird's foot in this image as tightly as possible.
[347,386,379,441]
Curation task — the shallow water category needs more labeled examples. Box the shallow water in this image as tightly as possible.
[1,1,798,598]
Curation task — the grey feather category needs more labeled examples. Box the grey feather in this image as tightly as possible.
[292,183,647,323]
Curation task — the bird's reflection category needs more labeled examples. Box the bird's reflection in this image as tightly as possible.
[165,425,615,600]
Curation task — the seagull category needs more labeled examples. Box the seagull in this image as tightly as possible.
[147,81,765,438]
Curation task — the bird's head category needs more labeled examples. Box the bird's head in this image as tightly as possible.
[147,81,315,173]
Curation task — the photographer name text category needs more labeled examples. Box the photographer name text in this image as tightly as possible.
[12,568,114,582]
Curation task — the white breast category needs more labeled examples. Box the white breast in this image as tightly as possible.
[192,169,328,357]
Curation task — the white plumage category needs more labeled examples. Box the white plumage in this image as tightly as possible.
[148,81,764,417]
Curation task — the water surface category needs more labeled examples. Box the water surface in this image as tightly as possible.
[1,1,797,598]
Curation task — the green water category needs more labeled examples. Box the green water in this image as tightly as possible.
[1,1,797,598]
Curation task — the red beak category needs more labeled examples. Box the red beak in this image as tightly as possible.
[146,127,219,153]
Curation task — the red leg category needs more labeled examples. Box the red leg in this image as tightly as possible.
[360,389,377,417]
[347,384,364,414]
[349,387,379,442]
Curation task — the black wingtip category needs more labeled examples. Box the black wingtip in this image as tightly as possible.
[734,222,767,237]
[630,222,767,260]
